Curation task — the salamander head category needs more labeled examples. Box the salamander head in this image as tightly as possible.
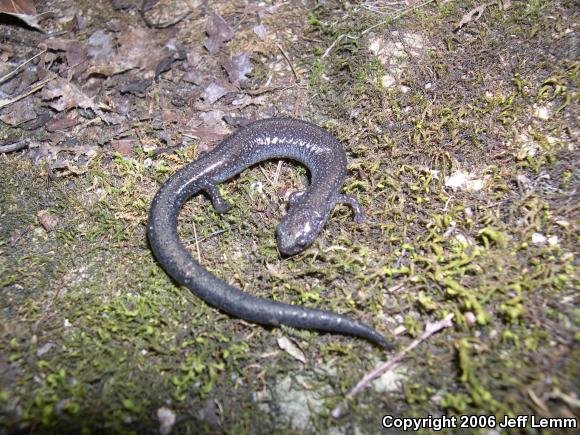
[276,207,326,256]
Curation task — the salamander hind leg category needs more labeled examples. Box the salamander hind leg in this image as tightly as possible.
[200,180,233,213]
[335,194,365,223]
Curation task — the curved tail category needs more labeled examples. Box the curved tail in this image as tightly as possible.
[147,172,393,350]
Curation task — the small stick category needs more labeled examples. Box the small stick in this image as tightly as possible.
[183,224,240,244]
[331,313,455,419]
[361,0,435,35]
[273,161,283,185]
[259,167,275,187]
[0,49,47,85]
[0,139,28,154]
[0,76,55,109]
[277,44,300,83]
[322,34,358,59]
[192,221,202,263]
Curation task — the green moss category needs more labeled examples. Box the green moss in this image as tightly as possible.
[1,0,578,432]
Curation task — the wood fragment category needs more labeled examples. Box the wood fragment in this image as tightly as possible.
[277,44,300,83]
[0,139,28,153]
[331,314,455,419]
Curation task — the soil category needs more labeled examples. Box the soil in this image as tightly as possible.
[0,0,578,433]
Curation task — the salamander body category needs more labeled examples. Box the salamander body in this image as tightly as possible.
[148,118,392,349]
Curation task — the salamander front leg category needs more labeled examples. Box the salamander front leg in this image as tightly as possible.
[335,194,365,223]
[200,180,233,213]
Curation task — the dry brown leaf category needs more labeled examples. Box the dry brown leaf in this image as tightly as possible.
[87,30,114,63]
[111,139,136,157]
[37,210,59,232]
[204,13,234,54]
[185,125,230,143]
[87,27,170,77]
[277,336,306,363]
[222,52,253,84]
[455,1,506,32]
[45,38,89,78]
[0,43,15,61]
[45,116,78,132]
[200,82,229,104]
[41,77,97,112]
[0,97,36,125]
[0,0,36,15]
[0,0,46,31]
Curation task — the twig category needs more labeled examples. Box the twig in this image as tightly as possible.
[259,167,275,187]
[322,34,358,59]
[0,49,47,85]
[183,224,240,244]
[192,221,201,263]
[322,0,433,58]
[362,1,409,15]
[331,313,455,418]
[361,0,435,35]
[0,139,28,154]
[277,44,300,83]
[322,34,348,59]
[0,76,55,109]
[273,161,283,185]
[245,82,296,96]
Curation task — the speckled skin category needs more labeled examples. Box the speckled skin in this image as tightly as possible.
[148,118,392,349]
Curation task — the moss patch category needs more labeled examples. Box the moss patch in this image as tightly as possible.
[1,0,578,432]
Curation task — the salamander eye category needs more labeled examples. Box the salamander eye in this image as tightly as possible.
[295,237,307,247]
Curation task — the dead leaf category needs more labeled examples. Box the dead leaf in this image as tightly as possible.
[155,50,186,79]
[0,97,36,125]
[37,210,59,232]
[183,69,205,85]
[46,116,78,132]
[0,0,51,31]
[22,111,50,130]
[277,336,306,363]
[0,0,36,15]
[222,52,252,84]
[199,110,224,126]
[253,23,267,40]
[1,11,46,31]
[0,43,15,61]
[41,77,97,112]
[185,123,230,143]
[119,79,153,95]
[204,13,234,54]
[87,30,113,62]
[142,0,159,10]
[455,5,486,31]
[201,82,228,104]
[111,0,131,10]
[45,38,89,78]
[111,139,136,157]
[455,1,503,32]
[87,27,169,77]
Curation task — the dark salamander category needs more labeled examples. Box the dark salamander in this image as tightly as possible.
[148,118,392,349]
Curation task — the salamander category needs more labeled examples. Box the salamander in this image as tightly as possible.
[148,118,392,349]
